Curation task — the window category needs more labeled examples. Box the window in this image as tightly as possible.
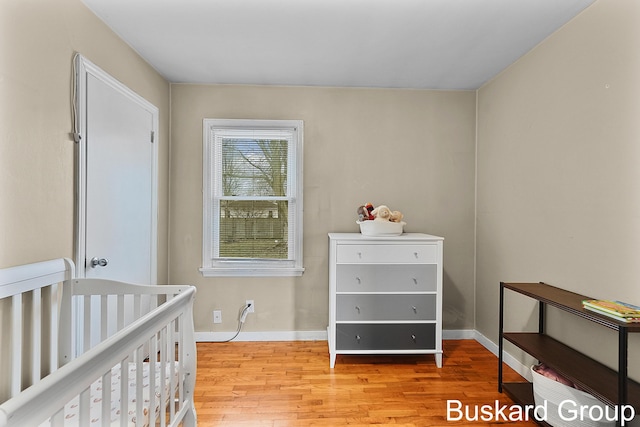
[201,119,304,277]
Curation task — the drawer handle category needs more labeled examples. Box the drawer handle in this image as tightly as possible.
[357,252,362,259]
[356,335,361,343]
[355,306,361,314]
[356,277,361,284]
[414,252,419,259]
[411,334,417,343]
[412,278,418,285]
[412,306,417,313]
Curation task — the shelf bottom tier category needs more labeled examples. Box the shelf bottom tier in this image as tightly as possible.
[502,382,551,427]
[503,332,640,411]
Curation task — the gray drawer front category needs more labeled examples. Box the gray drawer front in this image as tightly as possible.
[337,294,436,321]
[336,323,436,350]
[336,264,436,292]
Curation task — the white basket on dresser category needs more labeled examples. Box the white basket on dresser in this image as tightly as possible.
[327,232,444,368]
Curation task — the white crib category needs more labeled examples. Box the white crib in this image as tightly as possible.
[0,258,197,426]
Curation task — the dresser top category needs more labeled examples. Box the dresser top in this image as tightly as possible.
[328,232,444,241]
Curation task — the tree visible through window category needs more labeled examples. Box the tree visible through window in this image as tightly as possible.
[201,119,304,277]
[220,138,288,259]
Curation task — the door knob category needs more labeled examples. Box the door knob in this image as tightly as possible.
[90,257,109,268]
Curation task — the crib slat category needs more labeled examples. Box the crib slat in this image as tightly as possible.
[101,369,111,427]
[177,314,185,408]
[31,287,42,385]
[101,295,108,341]
[79,386,90,425]
[117,294,125,332]
[120,358,128,426]
[134,294,141,321]
[11,294,22,397]
[149,333,158,426]
[83,294,92,353]
[135,346,144,427]
[49,283,59,372]
[50,407,64,427]
[58,278,74,367]
[169,320,176,421]
[160,326,167,426]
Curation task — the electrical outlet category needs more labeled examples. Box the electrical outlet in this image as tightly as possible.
[246,300,255,313]
[213,310,222,324]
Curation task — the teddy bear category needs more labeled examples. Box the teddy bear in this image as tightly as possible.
[357,203,375,221]
[357,205,368,221]
[371,205,392,221]
[389,210,404,223]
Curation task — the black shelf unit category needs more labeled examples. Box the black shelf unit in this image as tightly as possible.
[498,282,640,426]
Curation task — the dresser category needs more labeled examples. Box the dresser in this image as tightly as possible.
[328,232,444,368]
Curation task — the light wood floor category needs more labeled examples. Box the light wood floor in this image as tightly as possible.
[194,339,536,426]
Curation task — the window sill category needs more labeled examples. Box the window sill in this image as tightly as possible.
[199,267,305,277]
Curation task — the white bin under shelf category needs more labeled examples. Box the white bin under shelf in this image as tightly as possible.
[531,366,616,427]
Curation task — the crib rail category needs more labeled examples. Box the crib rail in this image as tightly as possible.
[0,259,197,427]
[59,278,195,363]
[0,284,197,427]
[0,258,74,400]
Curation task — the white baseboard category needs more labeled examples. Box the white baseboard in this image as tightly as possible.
[472,330,532,381]
[195,330,327,342]
[442,329,476,340]
[195,328,530,381]
[196,329,476,343]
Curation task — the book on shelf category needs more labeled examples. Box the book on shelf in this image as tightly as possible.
[582,300,640,323]
[583,305,640,323]
[582,299,640,318]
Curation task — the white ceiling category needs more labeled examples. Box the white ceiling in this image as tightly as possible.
[82,0,595,90]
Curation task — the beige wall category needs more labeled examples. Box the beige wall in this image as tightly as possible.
[477,0,640,378]
[0,0,170,281]
[170,84,477,333]
[6,0,636,380]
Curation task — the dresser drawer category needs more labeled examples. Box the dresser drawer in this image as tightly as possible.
[336,244,437,264]
[336,323,436,350]
[336,264,437,292]
[337,294,436,321]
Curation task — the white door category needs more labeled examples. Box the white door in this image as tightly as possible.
[75,54,158,285]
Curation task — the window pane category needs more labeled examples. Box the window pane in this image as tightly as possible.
[219,200,288,259]
[222,139,288,197]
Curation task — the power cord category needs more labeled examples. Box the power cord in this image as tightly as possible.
[212,303,252,343]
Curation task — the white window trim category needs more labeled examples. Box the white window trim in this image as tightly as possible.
[200,119,304,277]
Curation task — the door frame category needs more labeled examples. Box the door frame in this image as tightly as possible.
[73,54,158,284]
